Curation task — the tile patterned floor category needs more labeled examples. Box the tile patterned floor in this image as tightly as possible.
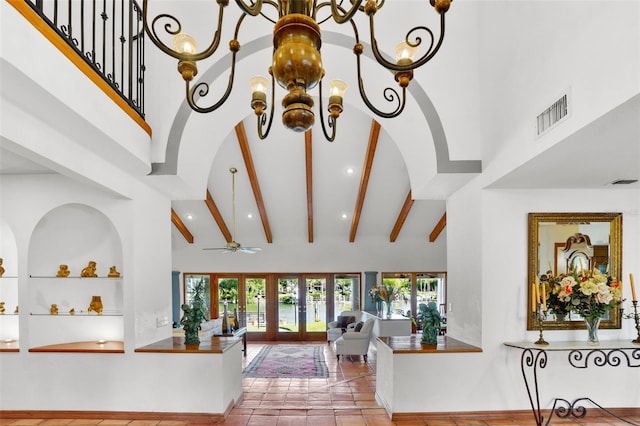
[1,342,638,425]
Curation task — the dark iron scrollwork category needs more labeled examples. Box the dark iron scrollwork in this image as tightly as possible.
[549,397,639,426]
[520,348,548,426]
[568,348,640,369]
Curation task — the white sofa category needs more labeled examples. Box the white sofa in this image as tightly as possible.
[334,318,376,362]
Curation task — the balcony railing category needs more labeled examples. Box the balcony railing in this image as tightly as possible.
[26,0,145,118]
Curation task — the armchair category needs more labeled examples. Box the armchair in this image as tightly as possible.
[327,311,362,344]
[335,318,375,362]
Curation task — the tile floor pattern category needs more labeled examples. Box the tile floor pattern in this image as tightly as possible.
[1,342,638,426]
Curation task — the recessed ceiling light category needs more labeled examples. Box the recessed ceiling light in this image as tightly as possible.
[341,213,348,219]
[186,214,194,220]
[345,167,355,175]
[247,213,253,219]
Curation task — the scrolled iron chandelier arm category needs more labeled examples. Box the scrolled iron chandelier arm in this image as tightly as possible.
[235,0,264,17]
[142,0,228,62]
[354,46,406,118]
[328,0,365,24]
[184,54,237,113]
[182,13,249,113]
[317,80,338,142]
[256,73,276,139]
[368,13,446,72]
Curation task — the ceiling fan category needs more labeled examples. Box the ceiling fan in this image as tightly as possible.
[203,167,262,254]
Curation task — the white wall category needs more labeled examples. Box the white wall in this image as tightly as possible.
[0,174,215,412]
[478,0,640,178]
[0,0,151,177]
[377,186,640,414]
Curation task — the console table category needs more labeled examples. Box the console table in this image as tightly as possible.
[504,340,640,426]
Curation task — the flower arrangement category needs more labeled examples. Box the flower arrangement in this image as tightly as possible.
[369,285,398,303]
[540,268,623,320]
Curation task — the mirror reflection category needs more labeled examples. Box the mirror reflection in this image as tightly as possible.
[527,213,622,330]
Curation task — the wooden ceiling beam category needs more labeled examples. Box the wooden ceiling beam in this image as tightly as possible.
[205,189,232,243]
[305,130,314,243]
[390,190,414,242]
[171,208,194,244]
[235,122,273,244]
[349,120,381,242]
[429,212,447,242]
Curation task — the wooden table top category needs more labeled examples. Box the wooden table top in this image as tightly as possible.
[135,336,241,354]
[377,335,482,354]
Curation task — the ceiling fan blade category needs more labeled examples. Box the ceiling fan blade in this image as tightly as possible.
[238,247,262,253]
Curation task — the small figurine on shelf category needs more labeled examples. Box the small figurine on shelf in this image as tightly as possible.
[50,304,59,315]
[56,264,70,277]
[69,308,75,315]
[107,265,121,278]
[81,261,98,277]
[0,258,4,277]
[0,302,5,314]
[88,296,103,315]
[14,305,18,314]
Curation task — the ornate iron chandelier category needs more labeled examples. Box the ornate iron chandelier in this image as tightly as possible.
[142,0,452,141]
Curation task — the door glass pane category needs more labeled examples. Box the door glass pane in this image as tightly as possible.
[334,274,357,313]
[382,275,411,315]
[184,274,211,320]
[246,278,266,331]
[218,277,238,330]
[278,278,299,333]
[306,278,326,332]
[416,273,447,331]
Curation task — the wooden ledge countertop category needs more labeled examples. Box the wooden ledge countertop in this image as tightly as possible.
[135,336,241,354]
[378,335,482,354]
[1,340,19,352]
[28,341,124,353]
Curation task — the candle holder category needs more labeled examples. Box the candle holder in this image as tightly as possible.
[622,300,640,344]
[533,304,549,345]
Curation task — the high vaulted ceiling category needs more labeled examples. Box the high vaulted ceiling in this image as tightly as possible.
[2,0,638,257]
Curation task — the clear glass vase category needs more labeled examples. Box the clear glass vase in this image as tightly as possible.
[584,316,601,344]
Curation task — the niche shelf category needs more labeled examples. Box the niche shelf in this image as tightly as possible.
[27,203,124,351]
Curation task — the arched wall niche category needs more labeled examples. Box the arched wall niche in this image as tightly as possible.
[0,221,19,342]
[27,203,125,347]
[28,203,123,276]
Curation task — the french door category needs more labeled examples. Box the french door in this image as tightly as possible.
[184,272,359,341]
[275,274,330,341]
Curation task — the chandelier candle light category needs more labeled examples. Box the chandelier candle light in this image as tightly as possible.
[142,0,452,141]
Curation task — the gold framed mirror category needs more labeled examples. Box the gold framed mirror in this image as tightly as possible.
[527,212,622,330]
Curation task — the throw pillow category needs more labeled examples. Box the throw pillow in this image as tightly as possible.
[354,321,364,332]
[338,315,355,329]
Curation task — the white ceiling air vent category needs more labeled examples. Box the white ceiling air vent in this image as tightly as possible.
[536,93,568,137]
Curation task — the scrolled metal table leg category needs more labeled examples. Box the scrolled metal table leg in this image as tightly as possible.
[520,348,548,426]
[549,397,639,426]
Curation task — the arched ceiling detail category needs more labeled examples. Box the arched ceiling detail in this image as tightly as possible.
[150,31,481,189]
